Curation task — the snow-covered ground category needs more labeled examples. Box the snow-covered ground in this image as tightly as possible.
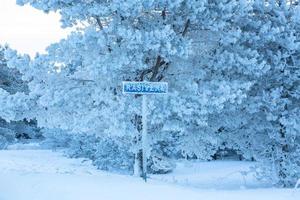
[0,149,299,200]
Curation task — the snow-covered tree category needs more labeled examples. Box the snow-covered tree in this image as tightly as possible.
[247,3,300,187]
[0,45,40,149]
[206,2,300,186]
[11,0,258,176]
[11,0,299,186]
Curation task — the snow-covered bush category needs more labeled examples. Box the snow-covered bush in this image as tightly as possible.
[42,129,134,173]
[41,128,72,149]
[0,126,15,149]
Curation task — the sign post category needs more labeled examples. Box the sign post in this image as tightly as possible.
[122,81,168,181]
[142,94,147,181]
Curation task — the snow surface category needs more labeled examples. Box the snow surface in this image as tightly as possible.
[0,150,299,200]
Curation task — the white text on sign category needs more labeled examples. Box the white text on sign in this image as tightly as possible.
[122,81,168,95]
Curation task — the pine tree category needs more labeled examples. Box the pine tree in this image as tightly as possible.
[12,0,255,176]
[207,1,300,186]
[0,45,40,148]
[13,0,300,185]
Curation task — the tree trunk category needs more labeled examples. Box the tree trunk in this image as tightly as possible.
[132,114,143,177]
[133,149,143,177]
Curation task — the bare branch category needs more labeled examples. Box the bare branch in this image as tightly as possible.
[139,68,152,81]
[95,17,104,30]
[150,55,162,81]
[70,78,95,83]
[162,8,167,20]
[182,19,190,37]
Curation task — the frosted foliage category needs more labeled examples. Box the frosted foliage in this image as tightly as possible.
[205,3,300,186]
[41,129,134,173]
[0,46,40,148]
[8,0,300,185]
[10,2,255,139]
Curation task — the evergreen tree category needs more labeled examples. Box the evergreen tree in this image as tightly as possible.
[207,2,300,186]
[9,0,299,186]
[11,0,254,176]
[0,45,40,149]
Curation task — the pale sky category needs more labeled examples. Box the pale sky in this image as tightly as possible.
[0,0,70,57]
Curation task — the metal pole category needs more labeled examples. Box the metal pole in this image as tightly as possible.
[142,94,148,181]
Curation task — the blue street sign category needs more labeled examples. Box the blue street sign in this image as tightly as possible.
[122,81,168,94]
